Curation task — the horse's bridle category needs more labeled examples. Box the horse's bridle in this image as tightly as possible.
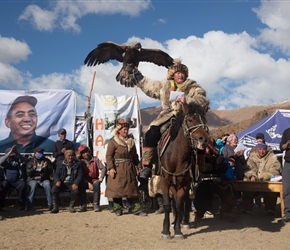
[182,113,209,149]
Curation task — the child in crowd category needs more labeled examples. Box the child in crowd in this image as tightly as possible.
[222,157,236,181]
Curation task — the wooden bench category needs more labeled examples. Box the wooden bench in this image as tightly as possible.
[225,180,284,217]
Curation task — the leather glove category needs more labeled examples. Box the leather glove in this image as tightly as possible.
[116,63,144,87]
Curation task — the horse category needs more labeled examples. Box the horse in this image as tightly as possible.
[158,102,209,239]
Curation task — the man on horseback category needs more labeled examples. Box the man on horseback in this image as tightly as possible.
[117,58,210,179]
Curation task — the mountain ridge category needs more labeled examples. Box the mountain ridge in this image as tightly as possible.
[140,100,290,138]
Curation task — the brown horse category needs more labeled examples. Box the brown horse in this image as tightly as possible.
[159,102,209,239]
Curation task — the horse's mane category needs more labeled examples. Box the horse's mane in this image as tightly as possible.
[169,103,207,140]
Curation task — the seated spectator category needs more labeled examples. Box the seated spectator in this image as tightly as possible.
[26,147,53,211]
[248,132,270,209]
[222,134,246,180]
[249,132,272,156]
[78,144,107,212]
[243,143,282,215]
[194,139,238,222]
[50,150,87,213]
[221,157,237,181]
[0,146,27,210]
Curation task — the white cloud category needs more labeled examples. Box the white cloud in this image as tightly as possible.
[2,0,290,112]
[19,0,151,32]
[0,36,31,64]
[254,1,290,55]
[0,63,24,89]
[2,29,290,112]
[18,5,57,32]
[157,18,166,24]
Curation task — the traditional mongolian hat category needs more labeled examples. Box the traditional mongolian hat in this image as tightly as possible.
[167,58,188,80]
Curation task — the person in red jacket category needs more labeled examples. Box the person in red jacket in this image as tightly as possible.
[78,144,106,212]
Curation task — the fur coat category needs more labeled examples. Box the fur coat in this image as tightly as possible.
[137,77,210,127]
[244,150,281,181]
[105,135,140,198]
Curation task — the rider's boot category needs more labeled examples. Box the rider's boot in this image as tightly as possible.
[155,194,164,214]
[139,147,155,180]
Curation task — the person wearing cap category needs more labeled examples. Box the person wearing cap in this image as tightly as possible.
[51,149,87,213]
[248,132,272,209]
[25,147,53,211]
[52,128,74,164]
[105,119,144,216]
[0,145,27,210]
[243,143,282,215]
[78,144,106,212]
[249,132,272,156]
[117,58,210,180]
[0,96,55,154]
[222,157,237,181]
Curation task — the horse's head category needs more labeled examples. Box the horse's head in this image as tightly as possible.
[182,102,209,151]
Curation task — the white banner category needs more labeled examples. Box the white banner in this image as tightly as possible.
[93,94,140,205]
[75,117,89,147]
[0,90,76,154]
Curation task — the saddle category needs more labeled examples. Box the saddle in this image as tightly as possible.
[158,117,176,157]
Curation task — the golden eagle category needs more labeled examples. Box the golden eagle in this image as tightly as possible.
[84,41,173,86]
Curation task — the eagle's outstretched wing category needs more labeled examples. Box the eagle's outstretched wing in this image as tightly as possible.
[138,49,173,68]
[84,41,127,66]
[84,41,174,87]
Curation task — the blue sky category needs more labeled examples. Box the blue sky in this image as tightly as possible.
[0,0,290,114]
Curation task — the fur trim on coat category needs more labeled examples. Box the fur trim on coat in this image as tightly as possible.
[244,150,282,181]
[137,77,210,127]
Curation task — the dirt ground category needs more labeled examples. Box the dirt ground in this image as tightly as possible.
[0,201,289,250]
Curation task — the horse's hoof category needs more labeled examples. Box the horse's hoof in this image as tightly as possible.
[161,234,171,240]
[174,234,184,240]
[182,224,190,229]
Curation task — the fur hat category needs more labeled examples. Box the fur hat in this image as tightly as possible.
[167,58,189,80]
[111,119,130,137]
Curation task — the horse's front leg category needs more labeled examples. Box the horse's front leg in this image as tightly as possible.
[174,196,184,239]
[161,192,171,239]
[182,192,191,229]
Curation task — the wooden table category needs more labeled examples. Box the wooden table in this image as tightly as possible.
[225,181,284,217]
